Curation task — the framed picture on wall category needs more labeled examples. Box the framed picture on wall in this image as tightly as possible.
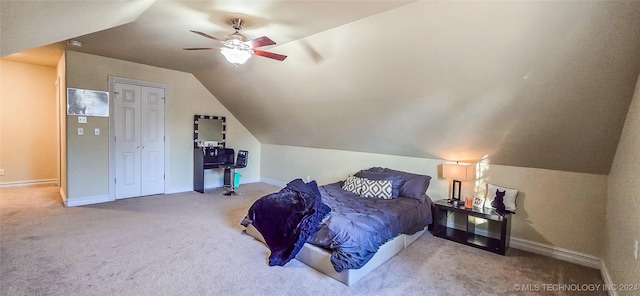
[67,88,109,117]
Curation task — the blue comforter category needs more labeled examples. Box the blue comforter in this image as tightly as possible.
[308,182,432,272]
[242,181,432,272]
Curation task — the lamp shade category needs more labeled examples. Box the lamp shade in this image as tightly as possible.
[221,47,252,65]
[442,162,473,181]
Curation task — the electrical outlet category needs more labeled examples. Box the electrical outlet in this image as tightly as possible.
[0,169,4,176]
[78,128,84,135]
[634,240,638,261]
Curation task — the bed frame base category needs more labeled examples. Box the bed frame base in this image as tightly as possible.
[244,224,426,286]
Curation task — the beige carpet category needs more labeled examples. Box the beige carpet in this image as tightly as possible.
[1,183,604,296]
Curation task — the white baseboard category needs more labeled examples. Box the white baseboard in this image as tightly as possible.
[166,177,264,195]
[260,177,286,188]
[241,177,260,184]
[203,177,262,190]
[444,221,600,269]
[65,194,113,207]
[0,179,57,188]
[599,260,617,296]
[509,237,601,269]
[59,188,67,205]
[165,186,193,194]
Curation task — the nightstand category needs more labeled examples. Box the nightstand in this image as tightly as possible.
[432,199,510,255]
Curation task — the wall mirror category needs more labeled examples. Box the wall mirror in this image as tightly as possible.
[193,115,226,148]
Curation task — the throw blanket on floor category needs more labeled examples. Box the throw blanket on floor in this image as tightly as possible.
[241,179,330,266]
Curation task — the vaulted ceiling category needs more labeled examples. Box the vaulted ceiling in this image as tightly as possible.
[3,0,640,175]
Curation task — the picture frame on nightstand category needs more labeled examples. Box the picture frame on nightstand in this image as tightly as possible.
[472,196,485,208]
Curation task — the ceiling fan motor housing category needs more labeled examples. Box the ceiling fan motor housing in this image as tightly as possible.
[224,32,248,46]
[230,18,245,31]
[225,18,249,48]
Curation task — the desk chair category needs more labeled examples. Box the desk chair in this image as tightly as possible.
[222,150,248,196]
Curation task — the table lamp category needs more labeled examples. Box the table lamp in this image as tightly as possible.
[442,161,473,202]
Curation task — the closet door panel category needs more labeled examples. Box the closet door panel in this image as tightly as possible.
[140,86,165,196]
[115,83,142,199]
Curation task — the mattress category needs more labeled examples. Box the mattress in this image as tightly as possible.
[242,180,432,285]
[245,223,427,286]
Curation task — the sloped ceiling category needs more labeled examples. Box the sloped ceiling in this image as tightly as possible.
[0,0,155,57]
[2,1,640,175]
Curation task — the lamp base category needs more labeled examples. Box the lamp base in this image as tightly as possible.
[451,180,462,201]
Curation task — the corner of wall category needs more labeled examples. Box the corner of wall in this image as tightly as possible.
[602,73,640,289]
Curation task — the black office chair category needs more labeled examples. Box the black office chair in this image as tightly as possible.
[223,150,248,196]
[236,150,248,168]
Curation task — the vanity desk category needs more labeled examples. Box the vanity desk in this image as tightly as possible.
[193,147,235,193]
[193,115,248,194]
[193,115,227,193]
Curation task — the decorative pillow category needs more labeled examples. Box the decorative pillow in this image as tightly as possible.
[486,183,518,213]
[354,170,404,198]
[342,175,363,195]
[381,168,432,201]
[360,178,393,199]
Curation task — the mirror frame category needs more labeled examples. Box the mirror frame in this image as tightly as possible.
[193,114,226,149]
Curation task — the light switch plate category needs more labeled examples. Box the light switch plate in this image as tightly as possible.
[94,128,100,136]
[78,116,87,123]
[0,169,5,176]
[78,128,84,135]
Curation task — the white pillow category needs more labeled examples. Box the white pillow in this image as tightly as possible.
[360,178,393,199]
[485,183,519,212]
[342,175,364,195]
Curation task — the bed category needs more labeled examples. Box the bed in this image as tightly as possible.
[241,167,433,285]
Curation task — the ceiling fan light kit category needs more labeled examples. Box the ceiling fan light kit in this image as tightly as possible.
[221,47,253,65]
[184,18,287,66]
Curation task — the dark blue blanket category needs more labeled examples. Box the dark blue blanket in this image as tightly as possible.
[241,179,330,266]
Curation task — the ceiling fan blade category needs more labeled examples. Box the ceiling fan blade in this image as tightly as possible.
[183,47,222,51]
[189,30,225,43]
[253,50,287,61]
[244,36,276,48]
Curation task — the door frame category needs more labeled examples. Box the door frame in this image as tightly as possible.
[108,76,170,201]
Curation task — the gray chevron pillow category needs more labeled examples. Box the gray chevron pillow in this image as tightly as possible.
[342,175,364,195]
[360,179,393,199]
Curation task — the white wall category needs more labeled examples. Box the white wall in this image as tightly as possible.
[261,144,607,257]
[603,74,640,289]
[64,51,260,200]
[0,60,57,186]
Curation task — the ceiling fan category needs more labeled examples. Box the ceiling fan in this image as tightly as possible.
[184,18,287,65]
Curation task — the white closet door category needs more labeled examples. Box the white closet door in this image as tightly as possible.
[140,86,165,196]
[114,83,165,199]
[115,83,142,199]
